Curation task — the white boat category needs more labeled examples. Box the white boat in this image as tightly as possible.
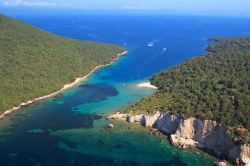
[163,48,167,52]
[148,42,154,47]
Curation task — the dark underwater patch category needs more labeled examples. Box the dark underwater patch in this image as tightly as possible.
[27,111,102,131]
[0,130,117,166]
[79,83,118,96]
[53,83,119,109]
[76,83,119,103]
[8,104,103,133]
[112,144,122,149]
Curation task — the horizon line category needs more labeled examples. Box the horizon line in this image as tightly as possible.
[0,7,250,18]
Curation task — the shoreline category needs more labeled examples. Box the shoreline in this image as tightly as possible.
[107,112,250,165]
[137,82,157,89]
[0,51,128,120]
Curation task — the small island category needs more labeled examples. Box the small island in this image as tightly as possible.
[0,14,125,117]
[109,36,250,165]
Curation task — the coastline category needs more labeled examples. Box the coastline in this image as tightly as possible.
[108,112,250,165]
[0,51,128,120]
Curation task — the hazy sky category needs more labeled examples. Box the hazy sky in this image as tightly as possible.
[1,0,250,16]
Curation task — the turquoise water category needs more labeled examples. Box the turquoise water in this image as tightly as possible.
[0,13,250,165]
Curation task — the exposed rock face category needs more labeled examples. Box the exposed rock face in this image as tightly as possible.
[153,112,181,134]
[229,144,250,165]
[108,112,128,120]
[171,118,234,157]
[240,144,250,166]
[108,111,250,165]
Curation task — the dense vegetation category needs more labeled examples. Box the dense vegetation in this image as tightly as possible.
[125,37,250,142]
[0,14,125,113]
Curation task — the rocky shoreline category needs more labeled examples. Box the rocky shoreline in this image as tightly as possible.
[108,111,250,165]
[0,51,127,120]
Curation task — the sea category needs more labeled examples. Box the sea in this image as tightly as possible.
[0,11,250,166]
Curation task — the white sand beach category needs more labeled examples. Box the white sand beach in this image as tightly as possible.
[137,82,157,89]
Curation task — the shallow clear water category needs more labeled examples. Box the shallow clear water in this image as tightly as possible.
[0,13,250,165]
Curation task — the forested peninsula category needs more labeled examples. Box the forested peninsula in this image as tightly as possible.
[0,14,125,114]
[125,36,250,141]
[108,37,250,165]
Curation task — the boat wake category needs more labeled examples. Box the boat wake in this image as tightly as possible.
[147,39,161,47]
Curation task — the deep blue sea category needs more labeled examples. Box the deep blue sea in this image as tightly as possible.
[0,12,250,165]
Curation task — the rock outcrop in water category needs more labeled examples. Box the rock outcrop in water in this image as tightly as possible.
[108,111,250,165]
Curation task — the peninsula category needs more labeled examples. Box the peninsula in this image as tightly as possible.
[0,14,126,117]
[109,37,250,165]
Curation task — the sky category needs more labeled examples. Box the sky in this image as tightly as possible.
[0,0,250,16]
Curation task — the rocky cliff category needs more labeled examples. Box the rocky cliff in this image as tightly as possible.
[108,111,250,165]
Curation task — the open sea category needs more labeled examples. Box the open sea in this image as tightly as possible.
[0,12,250,165]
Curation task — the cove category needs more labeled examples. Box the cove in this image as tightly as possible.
[0,13,250,165]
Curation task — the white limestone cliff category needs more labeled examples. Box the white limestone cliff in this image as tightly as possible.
[108,111,250,165]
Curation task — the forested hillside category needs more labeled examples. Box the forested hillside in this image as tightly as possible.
[125,37,250,141]
[0,14,125,113]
